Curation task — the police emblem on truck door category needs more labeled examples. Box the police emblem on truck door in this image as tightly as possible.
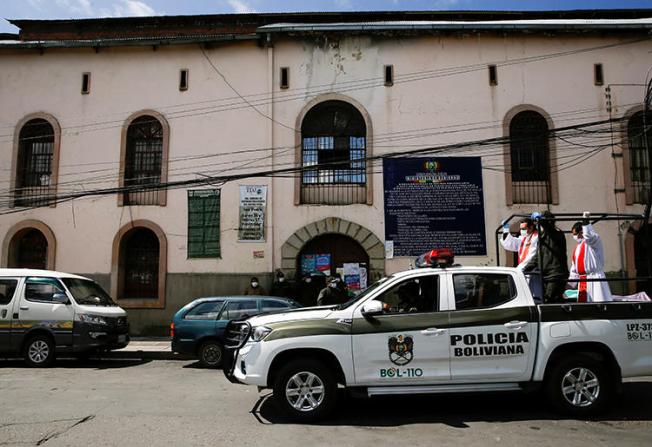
[388,335,414,366]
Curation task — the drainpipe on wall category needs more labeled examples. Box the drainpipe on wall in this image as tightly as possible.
[267,35,275,277]
[618,223,626,279]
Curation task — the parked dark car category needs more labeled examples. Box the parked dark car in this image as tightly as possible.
[171,296,300,368]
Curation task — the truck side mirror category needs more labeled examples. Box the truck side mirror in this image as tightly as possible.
[52,293,70,305]
[361,300,383,318]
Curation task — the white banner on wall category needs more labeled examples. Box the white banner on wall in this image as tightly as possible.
[238,185,267,242]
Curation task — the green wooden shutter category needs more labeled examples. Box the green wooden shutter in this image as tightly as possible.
[188,190,220,258]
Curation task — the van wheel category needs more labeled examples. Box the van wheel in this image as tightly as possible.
[272,359,337,422]
[545,354,612,416]
[198,340,224,368]
[24,335,55,367]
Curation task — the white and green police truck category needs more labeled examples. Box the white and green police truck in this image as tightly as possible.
[224,250,652,421]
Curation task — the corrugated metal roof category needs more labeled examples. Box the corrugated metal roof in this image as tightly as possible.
[257,18,652,32]
[0,33,259,49]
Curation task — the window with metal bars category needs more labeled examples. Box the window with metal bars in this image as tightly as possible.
[14,119,55,207]
[121,228,159,299]
[9,229,48,269]
[628,111,651,204]
[509,111,551,204]
[187,190,221,258]
[124,116,163,205]
[301,100,367,204]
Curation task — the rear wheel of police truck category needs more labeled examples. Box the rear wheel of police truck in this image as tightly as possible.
[545,354,613,416]
[273,359,337,422]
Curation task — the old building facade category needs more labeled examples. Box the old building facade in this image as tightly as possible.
[0,11,650,333]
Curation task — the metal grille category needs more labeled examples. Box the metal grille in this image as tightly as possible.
[628,111,651,204]
[11,229,47,269]
[124,116,163,206]
[224,321,252,349]
[122,228,159,299]
[509,111,551,204]
[301,100,367,204]
[14,119,54,207]
[188,190,221,258]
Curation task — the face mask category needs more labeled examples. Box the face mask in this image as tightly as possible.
[305,278,311,283]
[279,277,285,283]
[572,235,582,243]
[251,282,259,288]
[329,283,338,289]
[520,229,528,237]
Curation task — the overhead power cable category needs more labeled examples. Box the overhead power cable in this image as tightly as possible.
[0,116,624,215]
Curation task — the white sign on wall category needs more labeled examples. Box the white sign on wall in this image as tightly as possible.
[238,185,267,242]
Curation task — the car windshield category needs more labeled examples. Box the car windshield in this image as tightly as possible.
[336,276,394,310]
[62,278,117,306]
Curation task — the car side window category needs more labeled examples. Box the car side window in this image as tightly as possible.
[374,275,439,314]
[222,300,258,320]
[0,279,18,305]
[262,300,290,312]
[24,277,66,303]
[452,273,516,310]
[184,301,224,320]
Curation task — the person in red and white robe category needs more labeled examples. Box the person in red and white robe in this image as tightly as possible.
[501,218,541,297]
[569,213,612,302]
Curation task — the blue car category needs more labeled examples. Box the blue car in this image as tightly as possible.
[171,296,299,368]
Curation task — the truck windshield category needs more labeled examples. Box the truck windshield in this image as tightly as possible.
[62,278,117,306]
[337,275,394,310]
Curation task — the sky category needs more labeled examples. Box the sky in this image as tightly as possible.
[1,0,652,33]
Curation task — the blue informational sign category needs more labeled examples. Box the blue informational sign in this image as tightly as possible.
[301,254,332,275]
[383,157,487,257]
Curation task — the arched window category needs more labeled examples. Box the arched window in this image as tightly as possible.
[15,119,55,207]
[300,100,367,204]
[119,228,160,299]
[8,228,48,269]
[124,115,164,206]
[627,111,651,204]
[509,111,551,204]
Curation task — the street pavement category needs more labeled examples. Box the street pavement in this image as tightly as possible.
[0,359,651,447]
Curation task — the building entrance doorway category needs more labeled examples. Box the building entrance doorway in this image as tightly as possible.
[297,233,370,292]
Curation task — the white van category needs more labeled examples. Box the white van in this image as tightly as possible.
[0,269,129,366]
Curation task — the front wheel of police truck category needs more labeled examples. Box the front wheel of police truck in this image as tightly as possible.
[223,320,340,422]
[272,358,338,422]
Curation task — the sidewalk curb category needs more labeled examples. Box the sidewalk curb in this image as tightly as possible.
[100,351,194,361]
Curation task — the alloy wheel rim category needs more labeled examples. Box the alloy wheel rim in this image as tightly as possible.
[561,367,600,407]
[28,340,49,364]
[204,345,222,365]
[285,371,325,412]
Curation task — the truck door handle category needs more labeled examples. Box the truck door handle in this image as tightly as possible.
[19,306,29,311]
[421,328,446,336]
[504,320,527,330]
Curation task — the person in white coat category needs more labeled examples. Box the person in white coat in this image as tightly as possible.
[569,212,612,302]
[501,217,541,298]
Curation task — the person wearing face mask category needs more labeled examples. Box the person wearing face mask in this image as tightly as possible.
[501,218,538,267]
[568,212,612,302]
[270,270,293,299]
[297,273,320,306]
[523,211,569,303]
[501,217,541,298]
[244,276,267,296]
[317,276,347,306]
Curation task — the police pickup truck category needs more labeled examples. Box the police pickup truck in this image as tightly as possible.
[225,249,652,421]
